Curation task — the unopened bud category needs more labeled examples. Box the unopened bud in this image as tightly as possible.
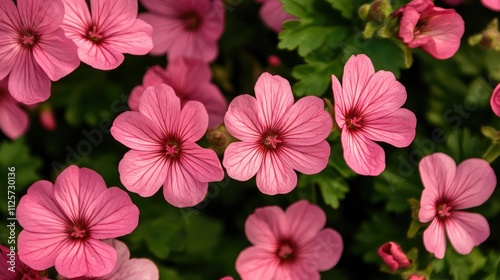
[378,241,411,271]
[206,124,235,155]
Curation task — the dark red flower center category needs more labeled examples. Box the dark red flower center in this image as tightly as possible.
[88,26,103,43]
[263,134,282,149]
[345,110,363,131]
[19,30,38,48]
[165,139,181,158]
[437,203,452,218]
[181,11,202,31]
[276,240,296,263]
[70,225,87,239]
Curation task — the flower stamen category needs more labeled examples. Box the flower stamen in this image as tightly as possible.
[88,26,103,43]
[437,203,452,218]
[70,226,86,238]
[264,135,282,149]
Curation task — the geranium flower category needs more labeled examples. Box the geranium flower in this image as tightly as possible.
[223,72,332,195]
[17,165,140,278]
[377,242,411,271]
[111,84,224,207]
[139,0,225,62]
[332,54,416,176]
[236,200,343,279]
[0,77,29,139]
[0,244,49,280]
[128,57,227,128]
[58,239,159,280]
[418,153,497,259]
[0,0,80,105]
[61,0,153,70]
[394,0,465,59]
[255,0,296,33]
[482,0,500,11]
[491,83,500,117]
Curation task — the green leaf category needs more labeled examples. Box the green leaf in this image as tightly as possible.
[446,247,487,280]
[326,0,354,19]
[158,267,181,280]
[184,214,222,256]
[281,0,315,18]
[298,166,349,209]
[328,142,356,178]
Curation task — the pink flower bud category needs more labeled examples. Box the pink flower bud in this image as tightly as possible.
[409,274,425,280]
[267,55,282,67]
[377,242,411,271]
[40,107,56,131]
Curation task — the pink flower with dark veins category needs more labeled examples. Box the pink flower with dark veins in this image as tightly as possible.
[236,200,343,280]
[255,0,296,33]
[0,77,29,139]
[128,57,227,128]
[394,0,465,59]
[332,54,416,176]
[139,0,225,62]
[0,244,49,280]
[0,0,80,104]
[223,72,332,195]
[112,84,224,207]
[61,0,153,70]
[17,165,140,278]
[418,153,497,259]
[491,83,500,117]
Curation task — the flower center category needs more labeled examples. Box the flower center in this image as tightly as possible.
[345,116,363,130]
[70,225,86,238]
[263,134,282,149]
[88,26,103,43]
[276,240,296,263]
[181,11,202,31]
[20,30,37,48]
[437,203,452,218]
[165,144,179,157]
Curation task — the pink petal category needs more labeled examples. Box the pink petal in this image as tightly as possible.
[18,230,67,271]
[491,83,500,117]
[235,247,279,280]
[256,152,297,195]
[61,0,91,38]
[76,40,125,70]
[138,14,182,55]
[168,57,212,84]
[223,142,263,181]
[482,0,500,11]
[448,158,496,209]
[301,228,343,271]
[128,85,145,111]
[33,28,80,81]
[193,83,228,128]
[139,0,177,15]
[419,188,438,223]
[85,187,139,239]
[418,153,456,201]
[90,0,137,34]
[341,130,385,176]
[254,72,294,128]
[55,239,117,278]
[118,150,167,197]
[285,201,326,244]
[274,264,318,280]
[142,65,165,87]
[445,212,490,255]
[398,8,420,44]
[118,258,159,280]
[176,100,208,142]
[105,19,153,55]
[180,142,224,182]
[224,94,262,141]
[163,161,209,207]
[279,141,330,174]
[423,218,447,259]
[0,91,29,139]
[9,51,51,105]
[138,84,181,136]
[245,206,286,246]
[18,0,64,34]
[258,0,295,33]
[0,0,22,79]
[168,27,219,62]
[332,74,345,127]
[111,111,163,151]
[279,96,332,146]
[361,108,416,148]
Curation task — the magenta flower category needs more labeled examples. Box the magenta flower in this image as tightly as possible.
[491,83,500,117]
[482,0,500,11]
[332,54,416,176]
[223,72,332,195]
[128,57,228,128]
[255,0,296,33]
[377,242,411,271]
[17,165,140,278]
[61,0,153,70]
[0,0,80,105]
[0,244,49,280]
[236,200,343,279]
[0,77,29,139]
[409,275,425,280]
[111,84,224,207]
[394,0,465,59]
[139,0,225,62]
[418,153,497,259]
[59,239,159,280]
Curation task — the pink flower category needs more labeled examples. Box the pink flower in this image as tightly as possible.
[394,0,465,59]
[17,165,140,278]
[223,72,332,195]
[0,77,29,139]
[61,0,153,70]
[418,153,497,259]
[332,54,416,176]
[377,242,411,271]
[236,200,343,280]
[59,239,159,280]
[0,0,80,105]
[111,84,224,207]
[408,275,425,280]
[128,57,228,128]
[256,0,296,33]
[0,244,49,280]
[491,83,500,117]
[139,0,225,62]
[482,0,500,11]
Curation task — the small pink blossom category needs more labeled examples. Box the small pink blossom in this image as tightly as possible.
[409,274,425,280]
[236,200,343,280]
[0,0,80,104]
[0,244,49,280]
[491,83,500,117]
[482,0,500,11]
[17,165,140,278]
[332,54,416,176]
[394,0,465,59]
[0,77,29,139]
[128,57,228,128]
[377,242,411,271]
[40,106,57,131]
[112,84,224,207]
[58,239,159,280]
[255,0,296,33]
[139,0,225,62]
[418,153,497,259]
[223,72,332,195]
[61,0,153,70]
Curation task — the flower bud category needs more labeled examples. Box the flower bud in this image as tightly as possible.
[378,241,411,271]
